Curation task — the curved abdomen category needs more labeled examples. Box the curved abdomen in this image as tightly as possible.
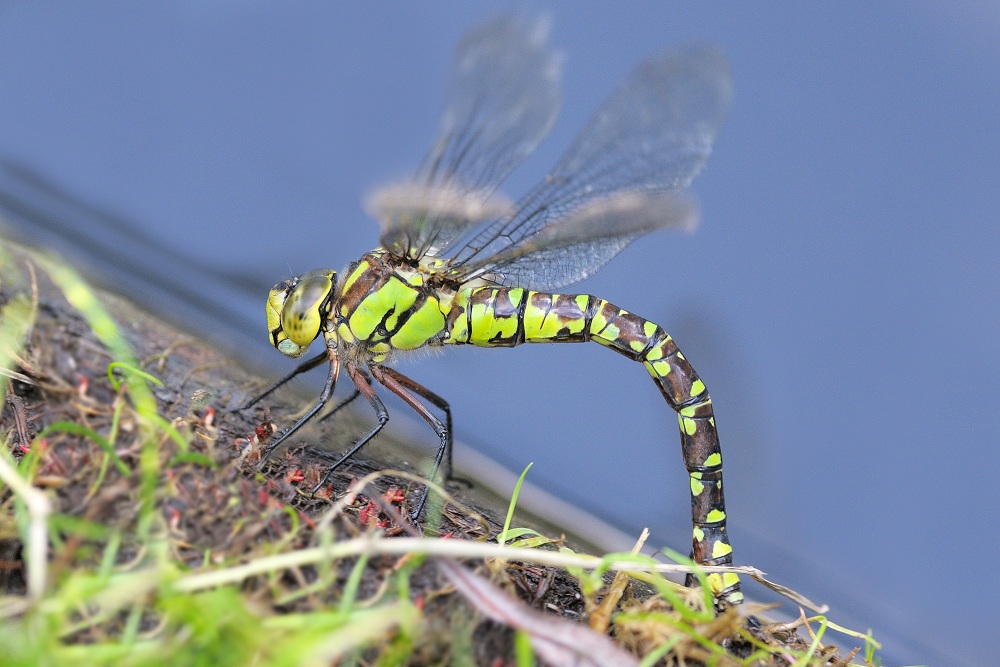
[445,286,742,605]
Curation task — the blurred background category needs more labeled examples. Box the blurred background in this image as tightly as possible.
[1,4,997,664]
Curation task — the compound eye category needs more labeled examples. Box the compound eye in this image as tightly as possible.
[280,270,335,347]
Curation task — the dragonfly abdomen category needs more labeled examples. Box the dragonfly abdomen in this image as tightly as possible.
[445,287,591,347]
[446,285,742,605]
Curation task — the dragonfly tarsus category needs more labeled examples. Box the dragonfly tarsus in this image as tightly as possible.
[372,366,452,519]
[256,340,338,465]
[240,350,327,411]
[311,363,389,487]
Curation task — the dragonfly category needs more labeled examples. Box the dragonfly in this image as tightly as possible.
[251,16,741,607]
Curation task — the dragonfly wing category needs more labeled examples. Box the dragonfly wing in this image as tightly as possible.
[369,183,516,261]
[451,43,731,284]
[372,16,562,261]
[467,191,698,290]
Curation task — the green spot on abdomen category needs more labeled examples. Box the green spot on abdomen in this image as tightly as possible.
[712,540,733,558]
[592,323,620,348]
[706,509,726,523]
[690,472,705,496]
[468,290,520,344]
[523,296,564,340]
[644,359,670,378]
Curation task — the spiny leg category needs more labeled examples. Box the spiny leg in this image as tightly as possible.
[377,366,454,483]
[240,350,327,410]
[319,388,362,423]
[371,366,451,520]
[257,339,339,465]
[312,362,389,494]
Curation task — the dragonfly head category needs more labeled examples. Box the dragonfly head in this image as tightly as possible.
[266,269,336,358]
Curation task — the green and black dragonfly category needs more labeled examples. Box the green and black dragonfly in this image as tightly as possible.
[251,16,741,606]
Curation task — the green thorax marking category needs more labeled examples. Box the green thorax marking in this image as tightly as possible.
[334,251,456,362]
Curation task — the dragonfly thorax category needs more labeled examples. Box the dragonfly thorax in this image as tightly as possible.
[266,269,337,358]
[328,250,457,364]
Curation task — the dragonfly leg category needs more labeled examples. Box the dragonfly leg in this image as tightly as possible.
[319,388,362,423]
[240,350,327,410]
[370,365,450,521]
[376,366,454,482]
[312,362,389,493]
[256,340,339,466]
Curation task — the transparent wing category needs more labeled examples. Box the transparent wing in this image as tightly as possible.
[480,191,698,290]
[449,43,731,289]
[372,16,561,261]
